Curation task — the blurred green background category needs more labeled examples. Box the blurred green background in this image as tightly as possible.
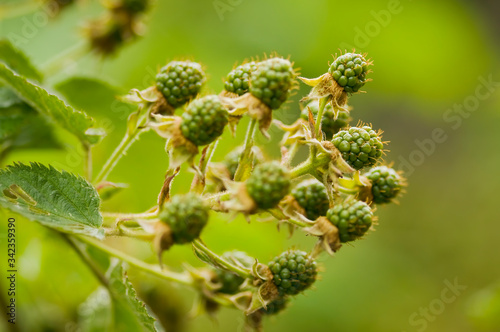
[1,0,500,331]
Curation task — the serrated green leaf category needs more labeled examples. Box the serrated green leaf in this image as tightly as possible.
[0,39,43,82]
[0,63,103,145]
[0,87,61,154]
[0,162,103,237]
[107,260,158,332]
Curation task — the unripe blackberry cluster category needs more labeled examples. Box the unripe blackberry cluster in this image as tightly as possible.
[246,162,291,209]
[249,58,295,110]
[156,61,205,108]
[291,180,329,220]
[332,126,384,170]
[268,250,317,296]
[180,95,228,146]
[328,53,371,93]
[301,100,351,139]
[326,200,373,243]
[364,166,403,204]
[224,62,257,96]
[159,193,209,244]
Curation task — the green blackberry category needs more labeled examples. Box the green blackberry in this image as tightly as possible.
[268,250,317,296]
[328,53,371,93]
[364,166,403,204]
[259,297,289,315]
[249,58,295,110]
[301,100,351,139]
[224,62,257,96]
[214,269,245,294]
[155,61,205,108]
[180,95,228,146]
[291,180,329,220]
[213,251,253,294]
[332,125,384,170]
[159,193,209,244]
[326,200,373,243]
[246,162,291,209]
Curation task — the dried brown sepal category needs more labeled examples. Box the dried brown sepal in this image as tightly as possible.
[151,88,176,115]
[273,118,308,146]
[153,222,174,266]
[149,116,199,168]
[245,265,279,315]
[299,73,348,111]
[231,93,273,138]
[157,167,180,208]
[305,217,342,256]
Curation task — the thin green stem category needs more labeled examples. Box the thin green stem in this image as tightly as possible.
[203,191,232,211]
[75,235,194,286]
[83,143,92,181]
[94,128,144,184]
[192,239,252,279]
[233,118,258,181]
[102,211,158,220]
[289,153,330,179]
[64,234,109,286]
[267,208,311,228]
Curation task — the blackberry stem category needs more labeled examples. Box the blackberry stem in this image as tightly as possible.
[75,234,194,286]
[94,104,152,184]
[234,118,258,181]
[314,97,328,138]
[83,143,92,181]
[192,239,252,279]
[289,153,330,179]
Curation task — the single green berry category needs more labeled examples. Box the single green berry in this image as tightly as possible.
[328,53,371,93]
[259,297,289,315]
[268,250,317,296]
[246,162,291,209]
[291,180,329,220]
[249,58,295,110]
[159,193,209,244]
[331,125,384,170]
[156,61,205,108]
[326,200,373,242]
[181,95,229,146]
[213,251,253,294]
[364,166,403,204]
[301,100,351,139]
[224,62,257,96]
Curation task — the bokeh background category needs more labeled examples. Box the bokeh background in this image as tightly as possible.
[1,0,500,331]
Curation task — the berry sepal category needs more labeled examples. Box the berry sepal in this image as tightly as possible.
[304,216,342,255]
[148,115,199,168]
